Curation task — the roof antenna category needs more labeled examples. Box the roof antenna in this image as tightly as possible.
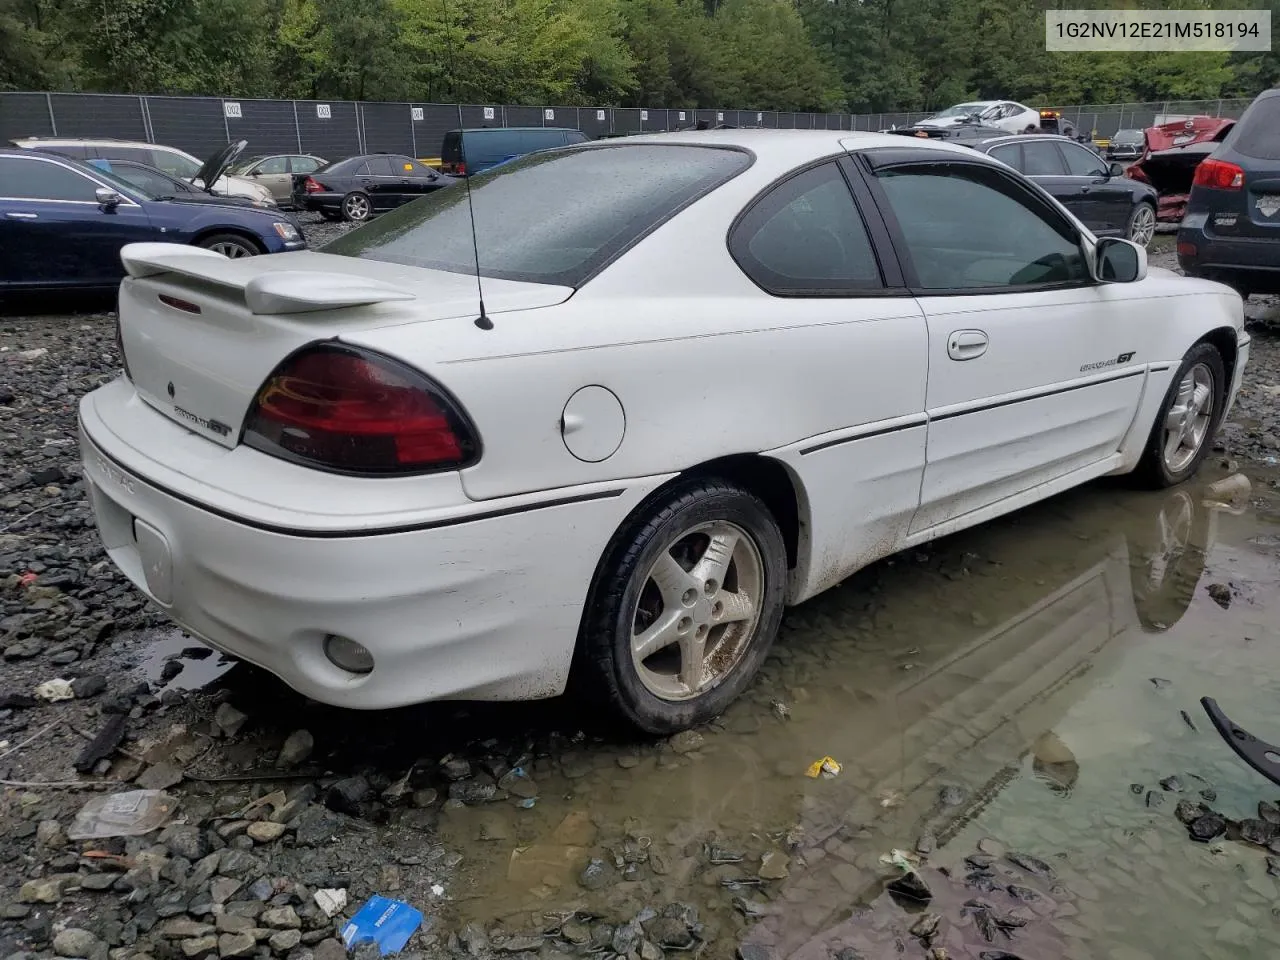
[439,0,492,330]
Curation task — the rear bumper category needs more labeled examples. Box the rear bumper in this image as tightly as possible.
[1177,225,1280,293]
[78,385,667,708]
[297,193,342,214]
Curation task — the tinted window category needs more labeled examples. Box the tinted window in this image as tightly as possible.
[0,156,102,201]
[1231,95,1280,160]
[876,164,1089,289]
[730,162,881,293]
[1021,141,1066,176]
[324,144,751,287]
[389,156,420,175]
[401,159,436,178]
[1114,129,1143,142]
[255,156,288,174]
[1061,143,1108,177]
[362,156,395,176]
[566,131,589,145]
[291,157,322,173]
[988,144,1021,171]
[113,165,177,196]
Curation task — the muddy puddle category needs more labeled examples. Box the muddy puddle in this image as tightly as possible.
[147,467,1280,959]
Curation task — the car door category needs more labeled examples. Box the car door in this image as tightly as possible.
[727,159,929,597]
[858,155,1146,534]
[356,156,399,210]
[398,158,445,198]
[245,156,291,201]
[385,156,428,205]
[1059,141,1130,236]
[0,154,155,288]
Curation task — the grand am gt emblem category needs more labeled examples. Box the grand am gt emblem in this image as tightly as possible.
[1257,195,1280,218]
[1080,351,1136,373]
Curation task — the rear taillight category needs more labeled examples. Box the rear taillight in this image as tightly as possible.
[1193,158,1244,190]
[242,343,479,475]
[1125,165,1149,183]
[444,160,465,175]
[304,177,324,194]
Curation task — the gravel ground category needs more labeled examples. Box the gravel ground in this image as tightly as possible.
[0,225,1275,960]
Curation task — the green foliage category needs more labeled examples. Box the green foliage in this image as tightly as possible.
[1,0,1271,110]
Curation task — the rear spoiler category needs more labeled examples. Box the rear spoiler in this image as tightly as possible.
[119,243,416,315]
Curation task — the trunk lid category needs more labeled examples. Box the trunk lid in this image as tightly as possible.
[115,243,572,449]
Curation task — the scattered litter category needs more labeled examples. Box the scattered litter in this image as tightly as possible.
[805,756,841,779]
[314,888,348,918]
[770,699,791,721]
[880,849,922,871]
[341,895,424,955]
[18,572,38,587]
[1204,473,1251,506]
[67,789,177,840]
[430,884,444,897]
[518,798,537,809]
[34,679,74,702]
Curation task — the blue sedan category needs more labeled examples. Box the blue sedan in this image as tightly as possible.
[0,148,306,292]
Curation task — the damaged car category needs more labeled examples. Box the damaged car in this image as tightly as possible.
[1125,116,1236,223]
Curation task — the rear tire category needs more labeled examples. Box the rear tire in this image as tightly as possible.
[196,233,261,258]
[1126,201,1157,247]
[341,192,371,222]
[575,477,786,735]
[1132,342,1225,488]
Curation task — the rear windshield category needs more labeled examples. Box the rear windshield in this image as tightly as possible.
[441,132,462,163]
[1231,96,1280,160]
[323,143,751,287]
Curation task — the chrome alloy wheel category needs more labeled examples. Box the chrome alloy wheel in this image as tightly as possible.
[343,193,370,220]
[1129,204,1156,246]
[629,520,764,701]
[208,239,255,258]
[1162,362,1214,474]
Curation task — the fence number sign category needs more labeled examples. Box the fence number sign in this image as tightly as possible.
[757,112,763,122]
[544,108,555,120]
[411,107,424,121]
[483,106,495,120]
[717,112,724,121]
[596,109,606,121]
[678,111,686,121]
[222,101,242,119]
[640,110,648,120]
[316,104,332,119]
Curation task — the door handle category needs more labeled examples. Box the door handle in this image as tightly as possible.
[947,329,988,361]
[4,212,38,220]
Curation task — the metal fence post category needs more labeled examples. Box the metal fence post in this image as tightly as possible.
[222,102,231,142]
[44,92,57,135]
[292,101,302,152]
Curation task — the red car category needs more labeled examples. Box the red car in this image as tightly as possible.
[1125,116,1236,222]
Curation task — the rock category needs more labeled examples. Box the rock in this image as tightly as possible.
[669,731,704,754]
[737,946,775,960]
[459,924,488,956]
[439,758,471,781]
[352,944,380,960]
[1201,788,1218,803]
[1175,800,1208,825]
[644,918,693,950]
[216,917,255,936]
[640,941,664,960]
[1159,775,1183,792]
[137,763,184,790]
[218,933,256,959]
[4,641,42,660]
[1262,801,1280,825]
[1268,856,1280,878]
[210,878,241,904]
[448,780,497,804]
[916,832,936,855]
[213,703,248,738]
[939,785,968,807]
[276,731,314,769]
[1207,583,1232,609]
[80,873,118,891]
[261,908,301,930]
[1189,812,1228,842]
[1215,918,1256,947]
[313,941,345,960]
[160,825,208,861]
[1239,818,1277,846]
[35,820,65,848]
[887,871,932,903]
[411,788,437,808]
[1129,783,1144,795]
[1145,791,1164,809]
[580,858,612,890]
[217,849,259,878]
[181,938,219,959]
[246,877,275,901]
[70,675,107,699]
[324,777,370,815]
[612,923,642,956]
[160,921,217,940]
[247,822,287,844]
[0,692,38,709]
[1007,853,1055,878]
[269,932,302,954]
[758,851,789,880]
[909,914,941,941]
[54,930,101,958]
[1006,884,1039,902]
[19,877,67,903]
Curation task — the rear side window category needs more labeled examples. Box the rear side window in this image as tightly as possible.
[1022,141,1066,176]
[324,144,752,287]
[290,157,322,174]
[988,144,1021,171]
[729,162,882,294]
[0,156,101,201]
[1231,95,1280,160]
[362,156,395,175]
[255,157,288,174]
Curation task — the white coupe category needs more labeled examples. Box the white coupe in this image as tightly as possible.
[79,130,1249,734]
[919,100,1042,134]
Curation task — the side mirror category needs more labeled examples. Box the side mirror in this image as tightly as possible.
[1108,161,1124,178]
[1095,237,1146,283]
[95,187,122,210]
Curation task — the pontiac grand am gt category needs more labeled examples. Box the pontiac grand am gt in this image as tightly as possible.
[78,130,1249,733]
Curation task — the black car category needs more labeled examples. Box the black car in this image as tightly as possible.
[1107,128,1145,161]
[1177,90,1280,298]
[968,135,1159,246]
[294,154,458,222]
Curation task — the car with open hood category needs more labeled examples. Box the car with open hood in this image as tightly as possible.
[0,148,304,292]
[1125,117,1236,222]
[12,136,276,206]
[78,130,1247,734]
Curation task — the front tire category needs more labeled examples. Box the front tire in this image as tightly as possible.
[1126,201,1156,247]
[197,233,260,258]
[341,192,371,222]
[1133,342,1225,488]
[576,477,786,734]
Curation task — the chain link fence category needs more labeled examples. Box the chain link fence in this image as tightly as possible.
[0,92,1259,159]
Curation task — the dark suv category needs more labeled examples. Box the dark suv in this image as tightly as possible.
[1177,89,1280,297]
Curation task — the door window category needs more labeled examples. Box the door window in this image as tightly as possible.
[729,161,883,294]
[0,157,102,201]
[362,156,395,176]
[149,150,201,179]
[875,163,1090,290]
[1021,141,1067,176]
[988,144,1022,172]
[116,166,176,196]
[290,157,321,173]
[1061,142,1109,178]
[254,157,288,174]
